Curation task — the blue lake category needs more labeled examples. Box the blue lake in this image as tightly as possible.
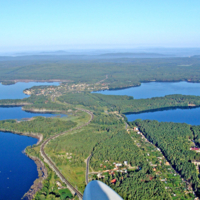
[0,107,62,120]
[0,82,61,200]
[0,132,38,200]
[126,107,200,125]
[93,81,200,99]
[0,108,62,200]
[95,81,200,124]
[0,82,60,99]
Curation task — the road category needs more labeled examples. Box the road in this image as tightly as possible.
[96,74,108,84]
[40,108,93,200]
[85,154,92,185]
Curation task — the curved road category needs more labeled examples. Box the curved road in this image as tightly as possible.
[40,108,93,200]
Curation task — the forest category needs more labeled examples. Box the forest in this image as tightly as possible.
[1,55,200,89]
[58,92,200,113]
[133,120,200,195]
[91,131,171,199]
[0,117,76,140]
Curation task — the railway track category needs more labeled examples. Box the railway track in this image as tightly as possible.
[40,108,93,200]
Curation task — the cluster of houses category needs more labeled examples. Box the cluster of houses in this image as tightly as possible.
[190,147,200,152]
[96,161,129,181]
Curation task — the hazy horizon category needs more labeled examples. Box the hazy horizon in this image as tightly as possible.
[1,0,200,53]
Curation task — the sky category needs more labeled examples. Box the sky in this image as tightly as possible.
[0,0,200,52]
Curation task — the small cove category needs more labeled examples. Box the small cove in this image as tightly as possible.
[0,81,60,99]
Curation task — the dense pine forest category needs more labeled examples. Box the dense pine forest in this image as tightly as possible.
[133,120,200,195]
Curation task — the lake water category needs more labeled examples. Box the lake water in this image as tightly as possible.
[0,107,62,120]
[93,81,200,99]
[126,107,200,125]
[0,132,38,200]
[0,82,61,200]
[0,82,60,99]
[95,81,200,124]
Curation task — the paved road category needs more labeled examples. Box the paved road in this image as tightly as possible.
[40,108,93,200]
[85,154,92,185]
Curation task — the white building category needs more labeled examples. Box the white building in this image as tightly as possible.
[124,161,128,166]
[115,163,122,167]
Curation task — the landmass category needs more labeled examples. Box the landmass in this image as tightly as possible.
[1,55,200,89]
[1,56,200,199]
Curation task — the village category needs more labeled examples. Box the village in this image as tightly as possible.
[23,82,109,98]
[88,125,197,199]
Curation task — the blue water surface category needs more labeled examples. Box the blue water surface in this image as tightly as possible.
[0,82,60,99]
[0,132,38,200]
[126,107,200,125]
[0,82,62,200]
[94,81,200,124]
[93,81,200,99]
[0,107,61,120]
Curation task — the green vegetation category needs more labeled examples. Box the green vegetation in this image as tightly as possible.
[1,56,200,88]
[128,129,194,199]
[2,55,200,199]
[192,126,200,147]
[133,120,200,195]
[45,113,122,193]
[0,117,76,140]
[33,165,73,200]
[58,92,200,113]
[91,130,172,199]
[1,81,15,85]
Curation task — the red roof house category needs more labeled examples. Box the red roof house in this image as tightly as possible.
[110,179,117,184]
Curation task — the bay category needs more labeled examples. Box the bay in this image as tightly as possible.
[126,107,200,125]
[94,81,200,124]
[0,82,60,99]
[93,81,200,99]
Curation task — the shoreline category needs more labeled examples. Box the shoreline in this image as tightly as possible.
[0,129,46,199]
[22,155,48,200]
[22,107,65,113]
[123,105,200,115]
[0,104,65,114]
[0,129,43,145]
[0,79,72,84]
[0,103,32,107]
[94,80,200,92]
[1,79,200,91]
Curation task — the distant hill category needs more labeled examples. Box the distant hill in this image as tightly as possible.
[40,50,67,54]
[99,52,171,58]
